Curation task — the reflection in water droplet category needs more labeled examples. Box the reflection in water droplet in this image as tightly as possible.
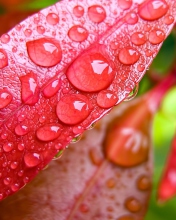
[97,90,118,108]
[73,5,84,17]
[52,149,64,160]
[149,29,165,45]
[124,84,139,101]
[56,94,90,125]
[88,5,106,23]
[0,49,8,69]
[68,25,88,42]
[137,175,151,190]
[24,152,41,167]
[125,197,141,212]
[36,124,62,141]
[118,47,140,65]
[0,90,12,109]
[1,34,10,44]
[46,13,59,25]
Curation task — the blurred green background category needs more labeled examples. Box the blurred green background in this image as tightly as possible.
[0,0,176,219]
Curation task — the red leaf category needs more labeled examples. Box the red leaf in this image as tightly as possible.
[0,0,175,200]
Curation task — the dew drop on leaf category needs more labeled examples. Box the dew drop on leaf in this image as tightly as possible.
[46,13,59,25]
[0,49,8,69]
[3,143,14,152]
[148,29,165,45]
[3,177,11,186]
[125,12,138,24]
[118,0,132,10]
[0,90,12,109]
[15,124,29,136]
[131,32,147,46]
[17,143,25,151]
[24,29,32,37]
[11,183,20,192]
[66,52,115,92]
[97,90,118,108]
[73,5,84,18]
[164,15,174,24]
[56,94,90,125]
[36,124,62,141]
[26,38,62,67]
[42,78,61,98]
[37,26,45,34]
[24,152,41,168]
[137,175,151,191]
[0,34,10,44]
[138,0,169,21]
[88,5,106,23]
[125,197,141,212]
[68,25,88,42]
[10,162,18,170]
[118,47,140,65]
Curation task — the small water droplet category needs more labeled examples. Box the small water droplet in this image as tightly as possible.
[138,0,168,21]
[97,90,118,108]
[137,64,145,72]
[88,5,106,23]
[3,143,14,152]
[1,132,8,139]
[131,32,147,45]
[23,176,29,183]
[145,49,153,57]
[3,177,11,185]
[52,149,64,160]
[18,170,24,176]
[26,37,62,67]
[10,161,19,169]
[137,175,151,190]
[15,24,22,31]
[164,15,174,25]
[24,29,32,37]
[36,123,62,141]
[39,115,46,123]
[79,204,89,213]
[68,25,88,42]
[18,143,25,151]
[71,135,82,143]
[0,49,8,69]
[119,0,132,10]
[12,47,17,53]
[66,51,115,92]
[124,84,139,101]
[125,197,141,212]
[18,114,26,122]
[106,178,116,188]
[73,5,84,17]
[42,77,61,98]
[20,72,40,105]
[15,124,29,136]
[125,12,138,24]
[11,183,20,192]
[0,90,12,109]
[24,152,41,168]
[1,34,10,44]
[148,29,165,45]
[37,25,45,34]
[56,94,91,125]
[46,13,59,25]
[118,47,140,65]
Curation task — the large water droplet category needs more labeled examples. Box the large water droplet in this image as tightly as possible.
[118,47,140,65]
[138,0,168,21]
[46,13,59,25]
[0,49,8,69]
[24,152,41,167]
[20,72,40,105]
[42,77,61,98]
[164,15,174,25]
[148,29,165,45]
[125,197,141,212]
[137,175,151,191]
[124,84,139,101]
[3,142,14,152]
[88,5,106,23]
[131,32,147,45]
[1,34,10,44]
[68,25,88,42]
[15,124,29,136]
[73,5,84,17]
[56,94,90,125]
[119,0,132,10]
[97,90,118,108]
[36,123,62,141]
[66,51,115,92]
[0,90,12,109]
[26,38,62,67]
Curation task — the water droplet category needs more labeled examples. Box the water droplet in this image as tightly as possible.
[56,94,91,125]
[0,90,12,109]
[36,123,62,141]
[37,25,45,34]
[79,204,89,213]
[137,175,151,190]
[148,29,165,45]
[118,215,134,220]
[10,161,19,169]
[118,47,140,65]
[124,84,139,101]
[1,34,10,44]
[0,49,8,69]
[26,37,62,67]
[137,64,145,72]
[11,183,20,192]
[18,170,24,176]
[71,135,82,143]
[73,5,84,17]
[88,5,106,23]
[23,176,29,183]
[46,13,59,25]
[0,194,3,200]
[15,24,22,31]
[145,49,153,57]
[42,77,61,98]
[20,72,40,105]
[53,149,64,160]
[131,32,147,45]
[3,177,11,185]
[66,51,115,92]
[119,0,132,10]
[138,0,168,21]
[15,124,29,136]
[39,115,46,123]
[106,178,116,188]
[24,152,41,168]
[97,90,118,108]
[18,114,26,122]
[3,143,14,152]
[164,15,174,25]
[24,29,32,37]
[1,132,8,139]
[12,47,17,53]
[68,25,88,42]
[125,197,141,212]
[125,12,138,24]
[18,143,25,151]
